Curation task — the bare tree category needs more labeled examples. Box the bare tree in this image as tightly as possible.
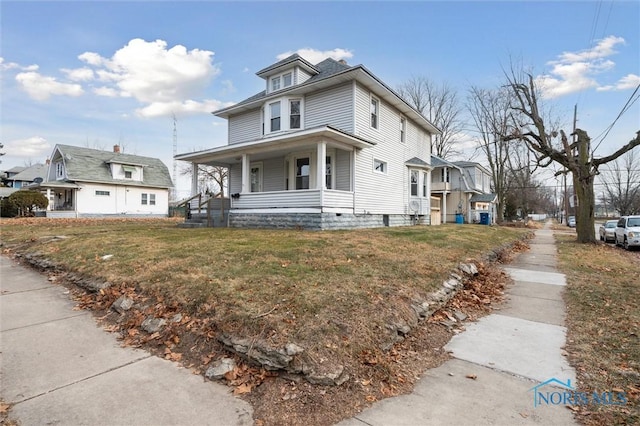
[601,150,640,215]
[467,86,513,222]
[397,76,464,159]
[180,163,228,198]
[502,70,640,243]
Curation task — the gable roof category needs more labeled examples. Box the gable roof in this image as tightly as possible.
[52,144,173,188]
[214,57,440,135]
[10,163,48,182]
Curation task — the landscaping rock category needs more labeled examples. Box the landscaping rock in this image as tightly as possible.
[111,296,134,314]
[454,310,468,322]
[76,279,112,293]
[459,262,478,276]
[171,313,183,323]
[141,317,166,334]
[205,358,236,380]
[304,364,349,386]
[218,334,293,371]
[285,343,304,356]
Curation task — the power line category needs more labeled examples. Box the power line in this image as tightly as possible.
[592,83,640,150]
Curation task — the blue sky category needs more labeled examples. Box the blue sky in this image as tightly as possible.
[2,1,639,197]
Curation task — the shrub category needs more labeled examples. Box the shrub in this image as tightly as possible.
[7,190,48,217]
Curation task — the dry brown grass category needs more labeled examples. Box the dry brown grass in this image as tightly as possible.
[556,235,640,425]
[1,217,531,425]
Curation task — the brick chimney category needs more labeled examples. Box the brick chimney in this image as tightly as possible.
[113,144,120,153]
[46,158,50,165]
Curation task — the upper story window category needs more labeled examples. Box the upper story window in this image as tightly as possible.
[263,97,304,135]
[371,96,379,129]
[56,162,64,179]
[270,102,281,132]
[400,117,406,142]
[271,76,281,92]
[290,99,301,129]
[441,168,450,183]
[269,70,294,93]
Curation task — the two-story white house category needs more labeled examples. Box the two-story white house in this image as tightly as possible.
[27,144,173,218]
[430,155,497,224]
[176,54,440,229]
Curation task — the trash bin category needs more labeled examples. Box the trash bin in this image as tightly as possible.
[480,212,489,225]
[455,213,464,224]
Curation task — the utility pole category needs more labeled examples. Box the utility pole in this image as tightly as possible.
[172,113,178,201]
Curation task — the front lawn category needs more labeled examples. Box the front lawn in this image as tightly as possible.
[1,218,530,425]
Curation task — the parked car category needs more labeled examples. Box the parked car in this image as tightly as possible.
[599,220,618,243]
[614,215,640,250]
[567,216,576,228]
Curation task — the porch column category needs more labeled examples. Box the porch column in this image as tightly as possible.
[241,154,250,193]
[191,163,199,196]
[46,188,52,211]
[316,141,326,189]
[442,192,447,224]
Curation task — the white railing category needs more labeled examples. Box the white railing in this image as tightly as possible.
[231,189,354,210]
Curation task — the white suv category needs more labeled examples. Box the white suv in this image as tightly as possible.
[614,215,640,250]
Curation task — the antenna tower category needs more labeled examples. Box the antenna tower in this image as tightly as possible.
[172,113,178,200]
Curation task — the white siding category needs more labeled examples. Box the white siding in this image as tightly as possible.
[229,164,242,194]
[335,149,351,191]
[228,108,262,145]
[297,67,313,85]
[353,82,432,215]
[304,82,353,132]
[75,183,168,215]
[262,157,285,191]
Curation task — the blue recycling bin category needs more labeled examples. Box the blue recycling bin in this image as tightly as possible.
[480,212,490,225]
[455,213,464,224]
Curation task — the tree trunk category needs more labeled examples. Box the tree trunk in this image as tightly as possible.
[574,131,596,243]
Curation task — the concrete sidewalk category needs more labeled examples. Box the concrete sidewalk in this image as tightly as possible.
[0,255,253,426]
[339,223,578,425]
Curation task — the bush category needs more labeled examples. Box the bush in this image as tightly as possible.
[7,190,48,217]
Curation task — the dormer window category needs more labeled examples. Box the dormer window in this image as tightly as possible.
[56,162,64,179]
[268,70,295,93]
[271,76,281,92]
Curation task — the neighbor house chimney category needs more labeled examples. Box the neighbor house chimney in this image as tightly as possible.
[338,59,347,65]
[46,158,50,165]
[113,144,120,153]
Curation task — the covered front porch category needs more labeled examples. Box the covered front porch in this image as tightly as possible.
[176,126,374,215]
[26,181,80,218]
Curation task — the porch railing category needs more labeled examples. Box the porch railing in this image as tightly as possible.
[230,189,354,210]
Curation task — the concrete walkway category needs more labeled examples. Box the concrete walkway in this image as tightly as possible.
[340,224,578,425]
[0,255,253,426]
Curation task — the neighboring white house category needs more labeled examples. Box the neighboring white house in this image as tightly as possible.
[27,144,173,218]
[430,156,497,224]
[176,54,440,229]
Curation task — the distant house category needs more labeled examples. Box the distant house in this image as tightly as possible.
[430,155,497,224]
[27,144,173,218]
[176,54,440,229]
[3,164,47,189]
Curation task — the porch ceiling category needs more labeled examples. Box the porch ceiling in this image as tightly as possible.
[175,125,375,166]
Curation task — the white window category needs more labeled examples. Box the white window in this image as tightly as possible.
[373,159,387,174]
[270,102,281,132]
[370,97,379,129]
[400,117,406,142]
[271,76,281,92]
[289,99,301,129]
[283,72,292,87]
[56,162,64,179]
[441,168,449,183]
[250,163,263,192]
[423,172,428,197]
[95,190,110,196]
[295,157,310,190]
[149,194,156,206]
[410,170,419,196]
[141,193,148,205]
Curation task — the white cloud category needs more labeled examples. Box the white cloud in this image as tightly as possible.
[135,99,234,118]
[81,39,219,107]
[0,57,39,72]
[276,48,354,65]
[535,36,629,99]
[220,79,235,95]
[92,86,119,97]
[15,72,84,101]
[61,67,94,81]
[4,136,51,158]
[597,74,640,92]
